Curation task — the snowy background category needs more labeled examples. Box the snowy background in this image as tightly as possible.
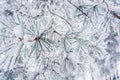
[0,0,120,80]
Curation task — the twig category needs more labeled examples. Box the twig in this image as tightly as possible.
[47,6,73,31]
[111,12,120,19]
[67,0,88,16]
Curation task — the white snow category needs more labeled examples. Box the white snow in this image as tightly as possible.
[13,25,23,38]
